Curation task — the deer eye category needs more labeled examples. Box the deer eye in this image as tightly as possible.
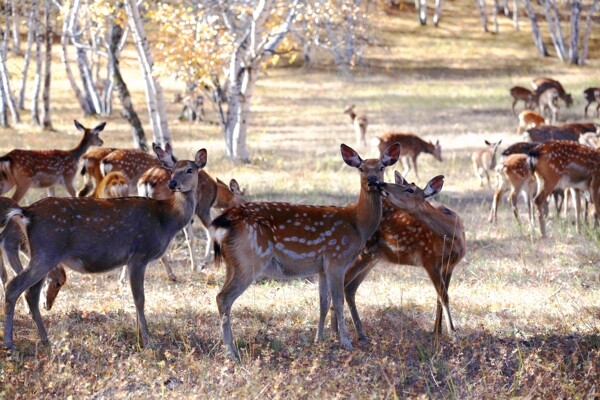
[379,166,384,171]
[186,168,194,174]
[405,188,414,193]
[359,167,365,172]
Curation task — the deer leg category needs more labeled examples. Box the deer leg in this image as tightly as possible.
[512,100,517,116]
[584,102,591,117]
[596,103,600,118]
[344,264,375,342]
[534,176,560,238]
[316,272,330,343]
[327,268,353,351]
[182,222,196,272]
[433,269,455,336]
[159,255,177,282]
[11,182,31,204]
[46,186,56,197]
[412,156,420,181]
[63,178,77,197]
[401,157,411,180]
[24,279,49,346]
[508,189,521,225]
[489,185,507,223]
[573,189,582,233]
[127,261,152,348]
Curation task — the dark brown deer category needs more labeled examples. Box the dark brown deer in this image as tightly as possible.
[471,140,502,188]
[531,77,573,108]
[333,172,465,344]
[528,141,600,237]
[0,121,105,203]
[524,123,597,143]
[0,143,207,350]
[210,143,400,359]
[344,105,368,147]
[509,86,536,115]
[375,132,442,181]
[583,87,600,117]
[77,147,117,197]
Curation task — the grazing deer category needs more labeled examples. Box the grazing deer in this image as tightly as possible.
[210,143,400,359]
[77,147,117,197]
[375,132,442,181]
[489,154,536,225]
[0,143,207,350]
[516,110,545,135]
[583,87,600,117]
[531,77,573,108]
[537,87,560,124]
[334,172,465,344]
[471,140,502,188]
[528,141,600,237]
[509,86,536,115]
[344,105,368,147]
[100,148,162,192]
[0,120,105,203]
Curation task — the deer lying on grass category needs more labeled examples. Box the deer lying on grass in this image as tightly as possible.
[528,141,600,237]
[375,132,441,181]
[509,86,536,115]
[331,171,465,344]
[489,154,536,225]
[76,147,117,197]
[531,77,573,108]
[210,143,400,359]
[516,110,545,135]
[0,120,105,203]
[583,87,600,117]
[0,143,207,350]
[471,140,502,188]
[344,105,368,147]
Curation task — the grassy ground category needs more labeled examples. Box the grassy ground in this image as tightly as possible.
[1,2,600,398]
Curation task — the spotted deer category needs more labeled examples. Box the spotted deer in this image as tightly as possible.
[100,148,162,193]
[583,87,600,117]
[77,147,117,197]
[0,143,207,350]
[509,86,536,115]
[91,171,130,199]
[471,140,502,188]
[516,110,545,135]
[489,154,536,225]
[0,121,105,203]
[531,77,573,108]
[333,171,465,344]
[210,143,400,359]
[528,141,600,237]
[344,105,368,147]
[375,132,442,181]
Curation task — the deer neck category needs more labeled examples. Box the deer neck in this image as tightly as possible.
[406,201,462,245]
[162,188,197,231]
[348,110,357,122]
[71,136,96,160]
[350,186,383,242]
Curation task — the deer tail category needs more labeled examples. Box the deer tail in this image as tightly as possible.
[0,155,15,184]
[527,147,541,173]
[0,208,28,237]
[209,213,234,268]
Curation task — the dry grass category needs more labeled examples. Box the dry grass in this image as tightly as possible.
[1,3,600,398]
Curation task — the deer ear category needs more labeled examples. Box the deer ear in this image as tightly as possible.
[74,120,84,132]
[229,179,241,193]
[93,122,107,134]
[381,143,401,166]
[424,175,444,198]
[153,143,176,169]
[394,170,408,185]
[194,149,208,169]
[340,144,362,168]
[484,140,491,146]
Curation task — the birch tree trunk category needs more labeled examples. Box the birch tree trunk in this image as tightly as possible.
[18,6,35,110]
[524,0,548,56]
[11,0,21,55]
[418,0,427,25]
[31,0,41,125]
[579,0,599,65]
[41,0,52,130]
[125,0,171,148]
[568,0,582,64]
[1,0,20,124]
[543,0,567,61]
[477,0,489,32]
[433,0,443,26]
[513,0,519,31]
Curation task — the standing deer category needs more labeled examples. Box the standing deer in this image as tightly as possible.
[583,87,600,117]
[537,87,560,124]
[0,121,105,203]
[77,147,117,197]
[489,154,536,225]
[100,148,162,192]
[516,110,545,135]
[333,172,465,344]
[0,143,207,350]
[344,105,368,148]
[509,86,536,115]
[209,143,400,359]
[375,132,442,181]
[531,77,573,108]
[471,140,502,188]
[528,141,600,237]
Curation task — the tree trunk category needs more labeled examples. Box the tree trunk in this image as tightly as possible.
[513,0,519,31]
[10,0,21,55]
[41,0,52,130]
[543,0,567,61]
[568,0,582,65]
[418,0,427,25]
[31,0,41,125]
[109,7,148,151]
[125,0,171,148]
[1,0,20,124]
[579,0,599,65]
[524,0,548,56]
[492,0,499,33]
[18,6,35,110]
[477,0,489,32]
[433,0,443,26]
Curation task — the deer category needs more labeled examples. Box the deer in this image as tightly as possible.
[375,132,442,181]
[100,148,162,193]
[174,93,205,122]
[209,143,400,360]
[524,123,597,143]
[76,147,117,197]
[516,110,545,135]
[536,87,560,124]
[0,143,207,350]
[531,77,573,108]
[489,154,537,225]
[0,120,106,203]
[578,131,600,149]
[528,140,600,237]
[510,86,536,115]
[471,140,502,188]
[344,104,368,148]
[91,171,130,199]
[583,87,600,117]
[331,171,465,345]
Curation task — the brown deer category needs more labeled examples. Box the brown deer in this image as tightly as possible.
[536,87,560,124]
[344,105,368,147]
[100,148,162,192]
[91,171,130,199]
[0,121,105,203]
[471,140,502,188]
[209,143,400,359]
[528,141,600,237]
[516,110,545,135]
[375,132,442,181]
[583,87,600,117]
[489,154,536,225]
[524,123,597,143]
[333,172,465,344]
[531,77,573,108]
[0,143,207,350]
[77,147,117,197]
[510,86,536,115]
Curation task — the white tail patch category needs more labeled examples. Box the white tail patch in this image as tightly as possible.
[100,161,113,177]
[210,226,228,246]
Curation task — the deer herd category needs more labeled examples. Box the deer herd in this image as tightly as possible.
[0,74,595,359]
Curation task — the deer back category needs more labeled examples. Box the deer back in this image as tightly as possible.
[100,149,160,184]
[81,147,117,186]
[528,141,600,184]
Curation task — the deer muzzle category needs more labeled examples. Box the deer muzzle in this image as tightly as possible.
[168,180,178,190]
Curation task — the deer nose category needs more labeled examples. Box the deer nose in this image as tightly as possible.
[168,180,177,190]
[367,176,378,185]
